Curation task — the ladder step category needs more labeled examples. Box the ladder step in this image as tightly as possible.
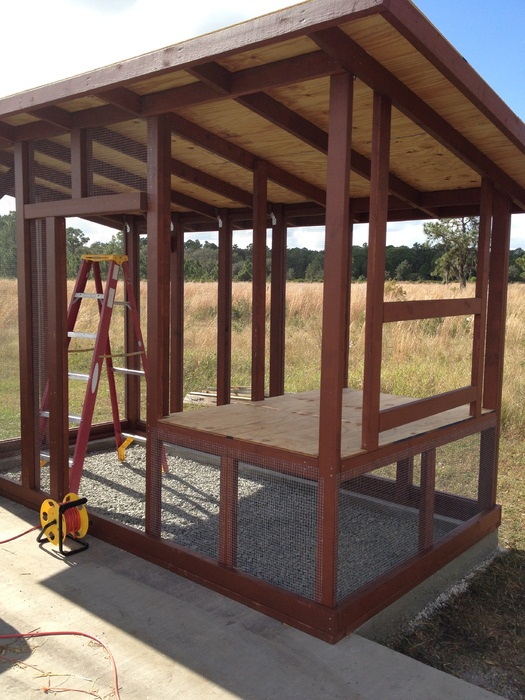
[40,410,81,423]
[68,372,90,381]
[68,331,97,339]
[75,292,105,300]
[40,451,73,466]
[113,367,146,377]
[122,432,147,444]
[114,300,130,307]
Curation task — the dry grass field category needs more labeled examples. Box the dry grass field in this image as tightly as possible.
[1,276,524,697]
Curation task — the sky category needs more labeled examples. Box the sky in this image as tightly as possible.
[0,0,524,249]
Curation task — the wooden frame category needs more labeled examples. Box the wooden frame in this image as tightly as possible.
[1,0,523,642]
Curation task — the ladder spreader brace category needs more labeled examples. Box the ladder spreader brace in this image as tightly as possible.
[39,254,167,494]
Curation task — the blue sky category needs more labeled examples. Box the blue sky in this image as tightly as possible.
[0,0,523,248]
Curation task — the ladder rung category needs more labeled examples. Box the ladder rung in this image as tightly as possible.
[113,300,130,307]
[122,432,146,444]
[68,331,97,339]
[75,292,105,300]
[41,410,49,418]
[68,414,82,424]
[68,372,90,381]
[113,367,146,377]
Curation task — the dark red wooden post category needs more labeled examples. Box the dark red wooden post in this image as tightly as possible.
[219,454,239,567]
[217,209,233,406]
[362,93,392,451]
[124,216,142,429]
[146,115,172,536]
[317,71,353,607]
[269,204,287,397]
[70,128,90,199]
[470,178,493,418]
[419,448,436,550]
[480,190,512,508]
[15,141,38,491]
[46,216,70,500]
[170,213,185,413]
[252,161,268,402]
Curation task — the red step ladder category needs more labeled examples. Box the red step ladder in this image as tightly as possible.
[39,254,157,494]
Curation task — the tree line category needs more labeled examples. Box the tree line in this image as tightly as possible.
[1,211,525,284]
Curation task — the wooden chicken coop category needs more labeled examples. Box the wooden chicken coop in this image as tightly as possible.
[0,0,524,642]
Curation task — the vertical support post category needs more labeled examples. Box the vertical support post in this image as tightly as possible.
[343,208,354,388]
[481,190,512,507]
[317,72,353,607]
[46,216,69,500]
[470,178,493,417]
[219,455,239,567]
[217,209,232,406]
[252,161,268,402]
[362,93,391,451]
[70,128,91,199]
[419,449,436,550]
[395,456,414,504]
[15,141,38,490]
[170,213,185,413]
[146,115,172,536]
[269,204,287,397]
[124,216,141,429]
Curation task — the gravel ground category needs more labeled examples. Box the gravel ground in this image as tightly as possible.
[2,444,460,600]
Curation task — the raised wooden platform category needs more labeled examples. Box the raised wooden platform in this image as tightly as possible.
[159,389,477,459]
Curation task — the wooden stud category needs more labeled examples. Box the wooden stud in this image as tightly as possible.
[317,71,353,607]
[251,161,267,402]
[145,115,172,537]
[170,214,185,413]
[362,93,391,451]
[46,216,69,500]
[217,209,233,406]
[124,216,142,429]
[219,454,239,567]
[70,128,91,199]
[14,141,38,491]
[269,204,286,397]
[419,449,436,550]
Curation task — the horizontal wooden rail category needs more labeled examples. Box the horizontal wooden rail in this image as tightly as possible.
[24,191,147,219]
[379,385,477,433]
[383,297,481,323]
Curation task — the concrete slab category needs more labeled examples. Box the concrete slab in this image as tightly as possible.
[1,497,502,699]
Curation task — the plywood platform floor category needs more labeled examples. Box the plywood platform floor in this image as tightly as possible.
[159,389,474,459]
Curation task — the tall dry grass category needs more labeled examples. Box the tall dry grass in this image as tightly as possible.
[1,278,525,438]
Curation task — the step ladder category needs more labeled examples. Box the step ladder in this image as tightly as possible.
[39,254,159,494]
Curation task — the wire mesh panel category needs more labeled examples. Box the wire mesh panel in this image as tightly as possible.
[160,441,221,560]
[435,432,481,501]
[236,462,318,599]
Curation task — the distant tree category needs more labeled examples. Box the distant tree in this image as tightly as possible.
[66,227,90,277]
[394,259,412,281]
[424,217,478,288]
[0,211,16,277]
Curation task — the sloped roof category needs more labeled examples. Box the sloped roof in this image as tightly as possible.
[0,0,523,230]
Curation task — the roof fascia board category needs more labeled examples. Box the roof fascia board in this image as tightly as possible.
[0,0,386,119]
[384,0,525,156]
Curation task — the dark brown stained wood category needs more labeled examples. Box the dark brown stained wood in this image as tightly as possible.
[14,141,38,491]
[171,190,217,220]
[145,115,172,537]
[31,106,73,130]
[379,386,477,433]
[0,120,15,142]
[383,297,482,323]
[24,192,147,219]
[478,427,497,509]
[318,72,353,607]
[124,217,142,428]
[269,204,286,397]
[170,214,185,414]
[251,161,268,402]
[361,93,391,451]
[217,209,233,406]
[470,179,492,417]
[395,456,413,503]
[419,449,436,550]
[99,87,142,115]
[311,27,525,211]
[70,128,91,199]
[46,216,70,501]
[219,455,238,567]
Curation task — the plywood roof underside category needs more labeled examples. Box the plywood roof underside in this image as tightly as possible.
[0,0,523,231]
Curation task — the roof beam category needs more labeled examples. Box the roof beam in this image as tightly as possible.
[171,158,253,207]
[167,113,326,205]
[31,106,74,130]
[311,27,525,210]
[190,62,434,215]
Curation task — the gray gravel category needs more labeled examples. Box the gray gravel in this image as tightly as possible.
[2,444,460,601]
